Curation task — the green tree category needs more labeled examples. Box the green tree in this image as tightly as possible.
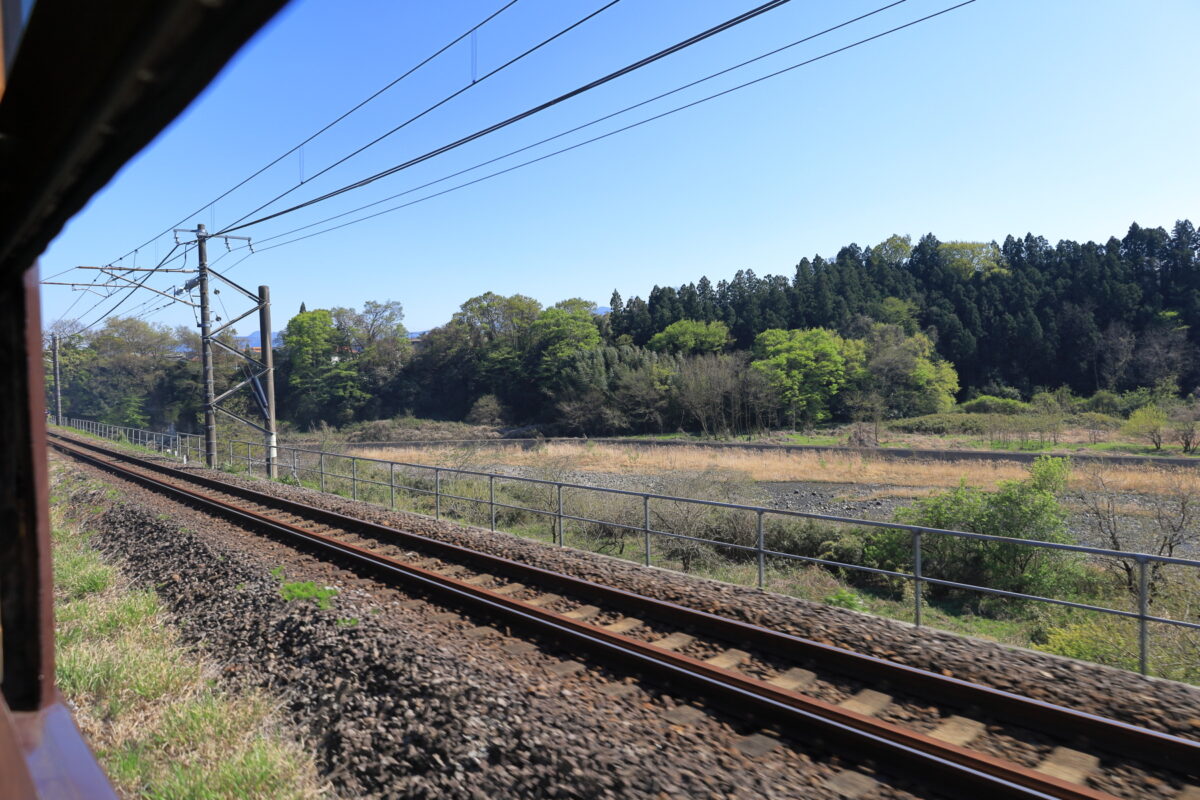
[530,305,602,387]
[751,328,862,426]
[647,319,730,355]
[1123,405,1168,450]
[867,457,1079,611]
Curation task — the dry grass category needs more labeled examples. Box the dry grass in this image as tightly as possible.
[51,477,328,799]
[354,442,1200,496]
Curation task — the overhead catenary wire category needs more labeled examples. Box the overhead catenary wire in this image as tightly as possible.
[250,0,977,253]
[216,0,796,236]
[253,0,912,248]
[83,0,526,273]
[219,0,625,234]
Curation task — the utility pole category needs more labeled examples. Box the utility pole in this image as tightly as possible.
[258,285,277,478]
[196,223,217,468]
[51,334,62,425]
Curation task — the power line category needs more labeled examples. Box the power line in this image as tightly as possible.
[86,0,526,273]
[250,0,978,253]
[216,0,795,235]
[220,0,625,234]
[74,243,186,332]
[253,0,912,248]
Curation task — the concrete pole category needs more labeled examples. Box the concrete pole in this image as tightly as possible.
[51,334,62,425]
[258,285,277,478]
[197,224,217,468]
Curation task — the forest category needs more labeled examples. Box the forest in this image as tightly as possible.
[45,219,1200,438]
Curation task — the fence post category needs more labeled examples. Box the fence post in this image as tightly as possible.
[756,510,765,590]
[352,458,358,501]
[228,440,233,468]
[912,530,923,628]
[1138,557,1149,675]
[389,462,396,510]
[435,468,441,520]
[489,474,496,531]
[556,483,564,546]
[643,495,651,567]
[292,449,298,481]
[319,452,325,492]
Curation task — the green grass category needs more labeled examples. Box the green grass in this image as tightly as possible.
[278,580,338,610]
[51,476,326,799]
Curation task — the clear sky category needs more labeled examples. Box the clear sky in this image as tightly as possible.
[38,0,1200,334]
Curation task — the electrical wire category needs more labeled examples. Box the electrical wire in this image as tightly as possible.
[89,0,525,271]
[220,0,624,233]
[74,243,186,332]
[216,0,794,235]
[250,0,977,253]
[253,0,911,247]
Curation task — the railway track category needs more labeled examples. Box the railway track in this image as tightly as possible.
[50,431,1200,800]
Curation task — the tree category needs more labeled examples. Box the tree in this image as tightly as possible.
[1123,405,1168,450]
[647,319,729,355]
[529,305,601,388]
[751,328,860,426]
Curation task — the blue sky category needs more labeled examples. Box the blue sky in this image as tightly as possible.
[39,0,1200,334]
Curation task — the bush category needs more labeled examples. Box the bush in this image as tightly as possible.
[1038,620,1137,671]
[465,394,507,426]
[823,588,869,612]
[959,395,1031,415]
[1122,405,1168,449]
[888,413,991,435]
[864,457,1082,613]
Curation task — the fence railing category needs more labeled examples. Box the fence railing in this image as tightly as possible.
[58,418,1200,676]
[57,417,204,465]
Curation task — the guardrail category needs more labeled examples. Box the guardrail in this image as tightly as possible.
[57,418,1200,676]
[57,417,204,465]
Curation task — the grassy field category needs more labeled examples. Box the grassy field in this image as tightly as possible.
[352,440,1200,497]
[51,470,327,799]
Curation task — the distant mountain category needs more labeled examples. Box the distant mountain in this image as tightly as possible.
[239,330,283,348]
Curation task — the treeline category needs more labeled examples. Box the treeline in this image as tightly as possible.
[46,219,1200,437]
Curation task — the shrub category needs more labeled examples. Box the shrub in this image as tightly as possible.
[1122,405,1168,450]
[465,394,506,426]
[823,587,869,612]
[864,457,1082,613]
[959,395,1031,415]
[1038,620,1137,671]
[888,413,991,435]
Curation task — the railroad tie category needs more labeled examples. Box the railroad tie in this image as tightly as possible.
[705,648,750,670]
[547,660,585,677]
[604,617,644,634]
[838,689,892,717]
[463,574,492,586]
[525,593,562,608]
[928,715,986,747]
[1034,746,1100,785]
[465,626,499,639]
[733,732,781,758]
[662,704,707,725]
[562,604,601,621]
[493,582,525,596]
[768,667,816,692]
[826,770,879,799]
[1174,785,1200,800]
[652,632,695,651]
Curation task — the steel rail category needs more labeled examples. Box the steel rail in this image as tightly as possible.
[50,434,1199,796]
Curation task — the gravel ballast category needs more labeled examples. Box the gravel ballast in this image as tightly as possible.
[169,455,1200,741]
[56,461,900,800]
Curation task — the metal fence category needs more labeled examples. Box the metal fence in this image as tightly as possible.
[59,418,1200,676]
[57,417,204,464]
